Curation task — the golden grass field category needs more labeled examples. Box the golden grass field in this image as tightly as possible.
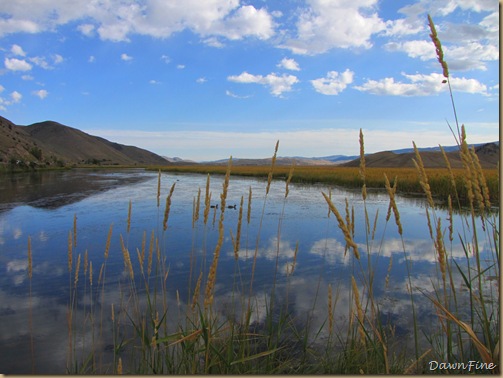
[150,164,499,207]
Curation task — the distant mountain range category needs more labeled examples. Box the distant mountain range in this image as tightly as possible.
[203,142,499,169]
[0,115,499,170]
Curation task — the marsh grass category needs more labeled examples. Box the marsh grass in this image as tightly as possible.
[24,16,499,375]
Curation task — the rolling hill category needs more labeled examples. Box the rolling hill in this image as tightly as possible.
[340,143,499,169]
[0,116,168,169]
[1,115,498,171]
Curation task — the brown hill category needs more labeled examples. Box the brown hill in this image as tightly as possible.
[0,116,168,168]
[342,143,499,169]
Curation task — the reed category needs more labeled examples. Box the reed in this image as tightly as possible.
[163,182,176,231]
[22,14,498,375]
[322,192,359,259]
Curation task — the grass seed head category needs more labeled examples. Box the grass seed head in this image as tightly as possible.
[163,182,176,231]
[67,231,73,273]
[74,253,81,288]
[104,224,113,260]
[428,14,449,78]
[266,141,279,195]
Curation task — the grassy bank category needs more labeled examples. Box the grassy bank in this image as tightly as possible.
[149,164,499,207]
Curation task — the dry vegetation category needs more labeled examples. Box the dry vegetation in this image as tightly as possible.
[23,16,499,374]
[152,164,499,207]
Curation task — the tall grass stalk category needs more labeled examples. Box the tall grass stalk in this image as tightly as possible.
[22,16,498,373]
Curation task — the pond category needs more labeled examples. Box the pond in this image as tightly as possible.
[0,169,498,373]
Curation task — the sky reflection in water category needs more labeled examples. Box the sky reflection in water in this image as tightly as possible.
[0,169,496,373]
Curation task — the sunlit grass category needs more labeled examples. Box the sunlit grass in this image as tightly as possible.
[22,15,500,374]
[152,165,499,207]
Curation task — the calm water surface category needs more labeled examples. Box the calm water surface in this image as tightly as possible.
[0,169,496,373]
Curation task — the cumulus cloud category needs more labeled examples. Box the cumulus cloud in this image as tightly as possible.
[228,71,299,97]
[311,69,354,95]
[10,91,22,103]
[32,89,48,99]
[28,54,65,70]
[384,18,423,36]
[4,57,32,71]
[29,56,51,69]
[0,0,275,43]
[218,5,274,40]
[385,39,498,72]
[399,0,497,19]
[277,57,300,71]
[0,88,22,110]
[281,0,386,55]
[384,40,435,61]
[120,53,133,61]
[354,72,487,96]
[77,23,95,37]
[11,44,26,56]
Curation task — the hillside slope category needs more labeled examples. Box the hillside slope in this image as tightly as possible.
[341,143,499,169]
[0,116,168,168]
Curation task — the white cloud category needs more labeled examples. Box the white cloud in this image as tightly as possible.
[4,57,32,71]
[196,77,207,84]
[384,18,423,36]
[384,40,435,61]
[77,23,95,37]
[225,90,252,99]
[311,69,354,95]
[149,79,160,85]
[281,0,386,55]
[0,0,274,43]
[399,0,497,18]
[120,53,133,61]
[385,39,498,72]
[203,37,225,48]
[213,5,275,41]
[32,89,48,99]
[446,42,498,71]
[0,18,40,36]
[354,72,487,96]
[11,44,26,56]
[88,55,95,63]
[176,64,185,69]
[29,56,51,69]
[10,91,22,103]
[228,71,299,97]
[0,88,22,110]
[53,54,64,64]
[277,58,300,71]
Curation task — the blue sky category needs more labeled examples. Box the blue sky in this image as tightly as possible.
[0,0,499,161]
